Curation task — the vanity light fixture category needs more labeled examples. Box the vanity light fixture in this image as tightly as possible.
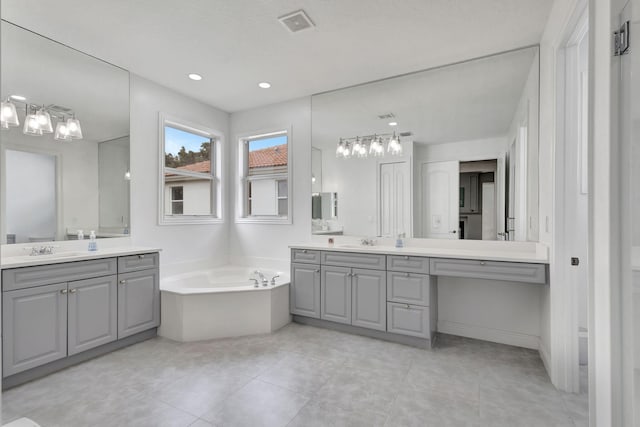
[54,120,71,141]
[188,73,203,81]
[36,107,53,133]
[0,98,20,128]
[258,82,272,89]
[336,132,404,159]
[66,115,83,139]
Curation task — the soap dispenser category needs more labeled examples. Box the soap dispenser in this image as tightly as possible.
[395,233,405,248]
[88,230,97,251]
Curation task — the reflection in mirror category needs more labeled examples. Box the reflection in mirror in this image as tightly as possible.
[0,21,130,244]
[311,46,539,241]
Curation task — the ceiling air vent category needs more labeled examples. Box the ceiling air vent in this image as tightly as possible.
[47,104,73,114]
[278,10,315,33]
[377,113,396,120]
[399,132,413,137]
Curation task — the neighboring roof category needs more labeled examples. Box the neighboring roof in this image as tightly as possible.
[165,144,287,177]
[249,144,288,169]
[176,160,210,173]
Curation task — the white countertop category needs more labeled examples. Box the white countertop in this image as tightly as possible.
[1,246,162,269]
[289,242,549,264]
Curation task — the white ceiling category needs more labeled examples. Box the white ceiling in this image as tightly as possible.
[312,47,537,148]
[1,0,553,113]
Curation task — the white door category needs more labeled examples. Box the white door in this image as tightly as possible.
[421,161,459,239]
[481,182,497,240]
[507,126,528,241]
[379,162,411,237]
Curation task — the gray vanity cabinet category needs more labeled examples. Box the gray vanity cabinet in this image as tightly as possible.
[68,275,118,356]
[290,263,321,318]
[117,269,160,339]
[321,266,351,324]
[2,282,68,376]
[351,268,386,331]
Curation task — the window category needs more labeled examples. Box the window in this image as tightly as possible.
[237,130,291,223]
[170,186,184,214]
[159,114,223,224]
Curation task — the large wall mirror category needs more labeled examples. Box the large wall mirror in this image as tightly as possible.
[0,21,130,244]
[311,46,539,242]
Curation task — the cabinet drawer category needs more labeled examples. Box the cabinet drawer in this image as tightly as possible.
[321,251,386,270]
[118,253,159,273]
[387,302,431,339]
[291,249,321,264]
[2,258,118,292]
[387,255,429,274]
[387,272,431,306]
[429,258,547,284]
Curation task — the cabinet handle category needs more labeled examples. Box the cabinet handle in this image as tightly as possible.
[479,261,486,266]
[120,280,127,285]
[404,256,409,260]
[406,304,411,309]
[302,249,308,254]
[69,289,77,294]
[138,254,145,259]
[352,273,358,278]
[315,269,320,273]
[405,273,410,277]
[60,289,68,294]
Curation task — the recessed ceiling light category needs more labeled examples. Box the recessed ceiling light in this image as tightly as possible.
[258,82,271,89]
[388,122,398,126]
[188,73,203,81]
[10,95,26,101]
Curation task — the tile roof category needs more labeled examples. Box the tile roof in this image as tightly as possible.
[249,144,288,169]
[165,143,288,177]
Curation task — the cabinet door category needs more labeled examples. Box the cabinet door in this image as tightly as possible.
[290,263,321,318]
[351,268,386,331]
[68,275,117,356]
[321,266,351,324]
[387,302,430,339]
[2,282,68,377]
[118,269,160,339]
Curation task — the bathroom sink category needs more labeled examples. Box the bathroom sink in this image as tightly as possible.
[338,244,369,249]
[4,252,87,262]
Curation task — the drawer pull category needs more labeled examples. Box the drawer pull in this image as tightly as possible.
[315,269,320,273]
[406,304,411,309]
[404,256,409,260]
[69,289,77,294]
[302,250,308,254]
[60,289,68,294]
[405,273,410,277]
[479,261,486,266]
[138,254,145,259]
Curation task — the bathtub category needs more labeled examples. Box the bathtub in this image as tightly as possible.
[159,266,291,342]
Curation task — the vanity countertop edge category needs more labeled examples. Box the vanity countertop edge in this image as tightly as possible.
[0,247,162,270]
[288,243,549,264]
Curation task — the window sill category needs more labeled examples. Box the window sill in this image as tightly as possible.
[235,216,292,225]
[159,216,224,226]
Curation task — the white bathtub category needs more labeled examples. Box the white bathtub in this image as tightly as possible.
[159,266,291,342]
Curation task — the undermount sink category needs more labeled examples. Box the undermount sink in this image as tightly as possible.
[338,244,369,249]
[6,251,87,262]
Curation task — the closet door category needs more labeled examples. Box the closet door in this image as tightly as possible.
[379,161,411,237]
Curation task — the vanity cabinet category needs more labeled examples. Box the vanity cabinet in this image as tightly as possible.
[68,275,118,356]
[1,251,160,383]
[351,268,386,331]
[321,266,351,324]
[118,267,160,339]
[290,263,321,318]
[2,283,68,376]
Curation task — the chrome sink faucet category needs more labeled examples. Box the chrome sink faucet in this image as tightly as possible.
[28,246,56,256]
[360,238,376,246]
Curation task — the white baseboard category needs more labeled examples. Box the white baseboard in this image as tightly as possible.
[437,320,539,350]
[538,337,552,376]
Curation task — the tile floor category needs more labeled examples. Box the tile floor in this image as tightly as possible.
[1,323,588,427]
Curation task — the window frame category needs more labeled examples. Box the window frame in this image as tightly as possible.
[158,113,224,225]
[236,128,292,224]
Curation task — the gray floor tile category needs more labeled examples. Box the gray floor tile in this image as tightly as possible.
[202,379,310,427]
[1,324,588,427]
